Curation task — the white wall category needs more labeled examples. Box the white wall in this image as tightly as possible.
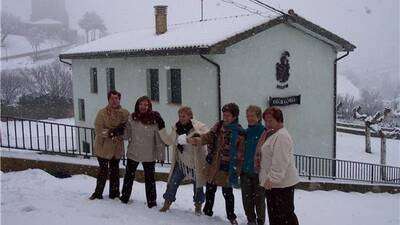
[210,23,337,158]
[72,55,219,133]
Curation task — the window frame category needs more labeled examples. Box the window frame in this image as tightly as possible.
[106,67,115,93]
[146,68,160,102]
[78,98,85,121]
[167,68,182,105]
[90,67,98,94]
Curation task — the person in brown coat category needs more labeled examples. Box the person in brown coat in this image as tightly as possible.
[89,90,130,200]
[188,103,245,225]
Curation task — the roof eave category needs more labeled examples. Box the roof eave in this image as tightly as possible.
[210,14,356,53]
[287,15,356,52]
[59,47,224,59]
[210,16,286,51]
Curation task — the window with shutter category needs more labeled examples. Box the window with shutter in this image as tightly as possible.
[146,69,159,101]
[78,99,85,121]
[90,68,98,93]
[167,69,182,104]
[106,68,115,93]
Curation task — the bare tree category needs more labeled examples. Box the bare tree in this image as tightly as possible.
[353,106,391,153]
[375,111,400,180]
[19,62,72,99]
[1,11,23,45]
[25,26,46,60]
[352,106,400,180]
[0,70,28,105]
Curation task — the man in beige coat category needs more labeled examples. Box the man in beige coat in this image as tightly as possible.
[159,106,209,215]
[89,90,130,200]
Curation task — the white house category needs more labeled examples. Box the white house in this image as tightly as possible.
[59,6,355,159]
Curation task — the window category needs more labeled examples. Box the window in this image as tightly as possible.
[146,69,159,101]
[90,68,98,93]
[78,99,85,121]
[106,68,115,92]
[167,69,182,104]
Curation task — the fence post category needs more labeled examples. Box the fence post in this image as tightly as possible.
[308,156,312,180]
[332,159,336,180]
[380,131,387,181]
[365,122,372,153]
[370,164,374,184]
[45,135,50,150]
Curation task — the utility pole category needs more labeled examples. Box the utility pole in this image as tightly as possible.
[201,0,204,21]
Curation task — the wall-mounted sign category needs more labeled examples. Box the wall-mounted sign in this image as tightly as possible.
[276,51,290,89]
[269,95,301,106]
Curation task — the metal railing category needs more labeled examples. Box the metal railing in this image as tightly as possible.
[0,116,95,158]
[295,154,400,185]
[0,116,171,163]
[1,116,399,185]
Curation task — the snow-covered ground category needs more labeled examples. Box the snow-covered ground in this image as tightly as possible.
[0,56,56,70]
[1,169,399,225]
[1,34,67,57]
[337,132,400,167]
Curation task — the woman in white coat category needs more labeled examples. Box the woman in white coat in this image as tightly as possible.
[159,106,209,215]
[259,107,300,225]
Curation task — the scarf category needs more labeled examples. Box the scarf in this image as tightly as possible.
[175,121,194,153]
[243,122,265,174]
[226,121,243,187]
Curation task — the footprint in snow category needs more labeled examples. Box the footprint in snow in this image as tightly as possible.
[21,206,36,212]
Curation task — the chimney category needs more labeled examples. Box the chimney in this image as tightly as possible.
[154,5,167,35]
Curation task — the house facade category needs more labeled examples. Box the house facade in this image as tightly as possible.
[60,7,355,159]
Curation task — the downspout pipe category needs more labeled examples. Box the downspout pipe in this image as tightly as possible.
[59,56,72,66]
[333,51,350,177]
[200,55,221,121]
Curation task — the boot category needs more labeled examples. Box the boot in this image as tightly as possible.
[148,201,157,209]
[194,203,202,216]
[159,200,172,212]
[109,192,120,199]
[88,193,103,200]
[119,196,129,204]
[229,219,238,225]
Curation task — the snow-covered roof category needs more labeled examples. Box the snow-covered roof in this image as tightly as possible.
[60,13,356,59]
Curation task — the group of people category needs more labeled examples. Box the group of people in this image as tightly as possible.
[89,90,300,225]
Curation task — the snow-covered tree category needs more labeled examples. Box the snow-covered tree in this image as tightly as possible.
[353,106,400,180]
[358,89,384,116]
[337,95,357,120]
[353,106,391,153]
[78,11,107,43]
